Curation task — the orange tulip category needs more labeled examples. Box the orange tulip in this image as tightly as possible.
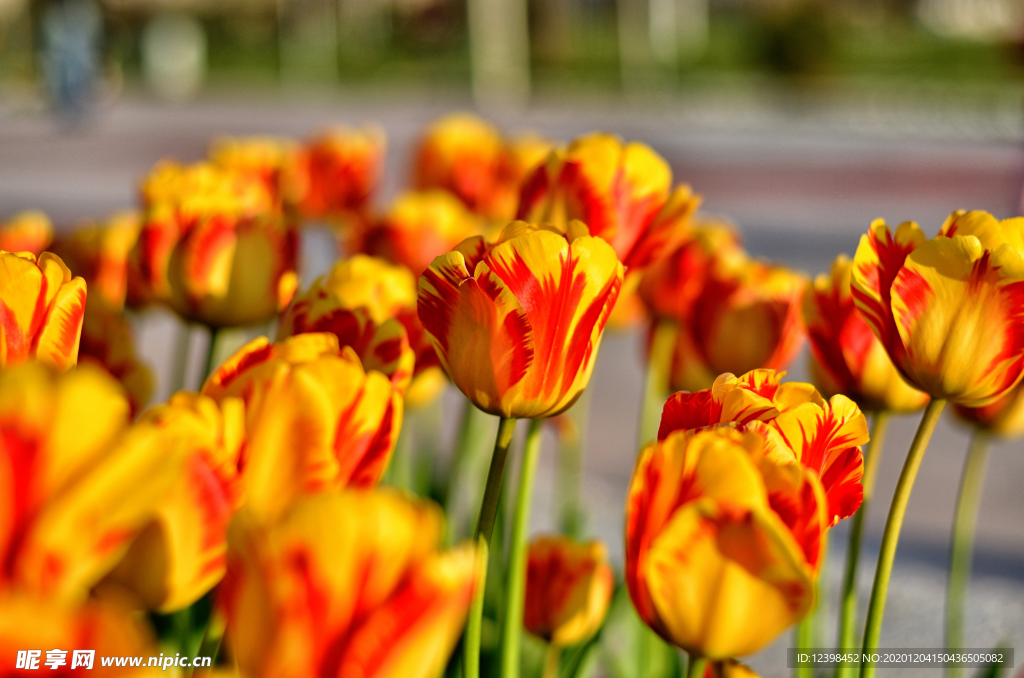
[0,210,53,255]
[0,593,158,675]
[104,393,245,612]
[301,125,386,221]
[803,254,930,413]
[625,425,824,659]
[357,190,484,277]
[52,211,141,311]
[209,135,309,211]
[851,211,1024,407]
[517,132,701,271]
[78,301,154,416]
[167,213,298,327]
[413,113,554,222]
[523,536,613,646]
[220,490,476,678]
[128,160,276,307]
[0,363,185,602]
[418,221,623,418]
[0,250,86,370]
[661,255,806,393]
[658,369,868,527]
[202,333,402,518]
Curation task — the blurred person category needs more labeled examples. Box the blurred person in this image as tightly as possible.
[41,0,102,118]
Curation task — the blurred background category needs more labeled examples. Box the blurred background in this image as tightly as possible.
[2,0,1024,675]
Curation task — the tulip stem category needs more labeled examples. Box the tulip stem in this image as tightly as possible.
[558,388,591,539]
[542,644,561,678]
[836,411,890,678]
[860,398,946,678]
[169,320,192,394]
[639,320,676,448]
[201,325,222,383]
[501,418,543,678]
[446,401,496,545]
[687,655,707,678]
[945,430,991,677]
[464,415,518,678]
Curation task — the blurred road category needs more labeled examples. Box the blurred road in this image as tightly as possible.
[2,95,1022,674]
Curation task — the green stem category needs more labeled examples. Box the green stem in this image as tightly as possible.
[795,613,814,678]
[501,419,543,678]
[201,325,222,384]
[945,430,991,678]
[557,388,592,539]
[188,610,226,676]
[446,401,495,545]
[169,320,192,394]
[639,320,677,450]
[837,411,890,678]
[860,398,946,678]
[543,644,561,678]
[464,416,517,678]
[687,655,708,678]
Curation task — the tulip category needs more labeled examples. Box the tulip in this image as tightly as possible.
[662,256,806,393]
[220,489,476,678]
[52,211,142,311]
[0,593,158,674]
[418,221,624,418]
[167,212,298,328]
[357,190,484,277]
[625,426,822,660]
[851,214,1024,407]
[413,113,553,222]
[103,393,245,612]
[78,300,154,416]
[658,369,868,527]
[0,250,86,370]
[0,363,185,602]
[804,254,930,413]
[524,535,613,646]
[0,210,53,255]
[209,135,308,211]
[517,132,700,271]
[301,125,386,222]
[704,661,762,678]
[202,333,403,519]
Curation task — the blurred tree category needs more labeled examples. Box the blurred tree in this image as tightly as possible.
[468,0,529,106]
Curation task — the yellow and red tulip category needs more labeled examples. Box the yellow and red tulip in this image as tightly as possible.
[803,254,930,413]
[523,535,614,647]
[0,210,53,255]
[209,135,309,212]
[517,132,700,271]
[660,255,806,393]
[167,213,298,328]
[219,490,476,678]
[0,363,185,602]
[357,190,484,277]
[78,300,154,417]
[953,381,1024,438]
[202,333,402,519]
[704,661,763,678]
[300,125,386,222]
[418,221,623,418]
[52,211,141,311]
[625,426,823,659]
[0,250,86,371]
[103,393,245,612]
[658,369,868,527]
[851,212,1024,407]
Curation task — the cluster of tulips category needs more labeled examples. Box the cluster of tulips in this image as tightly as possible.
[0,110,1021,678]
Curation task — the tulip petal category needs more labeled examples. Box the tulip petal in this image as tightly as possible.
[33,276,86,370]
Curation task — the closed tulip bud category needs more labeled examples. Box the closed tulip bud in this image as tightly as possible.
[804,255,929,413]
[662,255,806,393]
[220,490,476,678]
[0,250,86,370]
[202,333,402,519]
[52,211,142,311]
[524,536,613,647]
[167,213,298,328]
[626,426,823,659]
[0,363,186,602]
[518,132,700,271]
[301,125,386,221]
[358,190,484,277]
[209,135,309,211]
[659,369,869,527]
[851,212,1024,407]
[0,210,53,255]
[78,300,154,416]
[104,393,245,612]
[418,221,623,418]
